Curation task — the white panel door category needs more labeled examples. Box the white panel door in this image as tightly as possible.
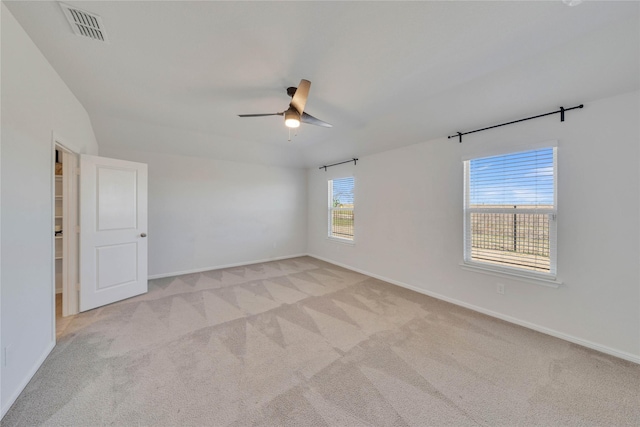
[80,154,148,311]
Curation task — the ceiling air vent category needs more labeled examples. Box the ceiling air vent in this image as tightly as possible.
[59,3,108,42]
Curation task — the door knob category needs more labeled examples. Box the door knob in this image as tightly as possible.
[140,233,147,238]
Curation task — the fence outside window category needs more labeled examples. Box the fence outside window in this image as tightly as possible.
[330,207,354,239]
[469,209,551,272]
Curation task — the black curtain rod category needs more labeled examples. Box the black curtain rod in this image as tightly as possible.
[448,104,583,143]
[319,158,358,171]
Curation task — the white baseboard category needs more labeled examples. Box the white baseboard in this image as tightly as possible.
[1,340,56,419]
[308,254,640,365]
[148,253,309,280]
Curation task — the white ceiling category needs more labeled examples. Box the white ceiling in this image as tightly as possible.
[4,1,639,168]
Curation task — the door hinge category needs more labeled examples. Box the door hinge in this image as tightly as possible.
[75,167,80,176]
[75,225,80,233]
[76,283,80,291]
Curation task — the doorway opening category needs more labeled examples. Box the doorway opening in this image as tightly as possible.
[53,140,80,339]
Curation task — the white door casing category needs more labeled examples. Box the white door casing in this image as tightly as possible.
[80,154,148,311]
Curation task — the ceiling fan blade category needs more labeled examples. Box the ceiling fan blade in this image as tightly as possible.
[290,79,311,114]
[301,112,332,128]
[238,113,283,117]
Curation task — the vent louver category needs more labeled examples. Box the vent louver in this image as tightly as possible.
[59,3,108,42]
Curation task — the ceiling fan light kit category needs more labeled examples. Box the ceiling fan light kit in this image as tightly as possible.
[239,79,332,138]
[284,108,301,128]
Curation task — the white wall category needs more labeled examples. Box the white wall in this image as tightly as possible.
[1,4,99,416]
[100,147,307,278]
[308,90,640,362]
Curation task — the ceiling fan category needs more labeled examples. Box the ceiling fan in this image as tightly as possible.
[238,79,332,129]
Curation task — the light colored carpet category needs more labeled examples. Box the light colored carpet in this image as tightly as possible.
[3,256,639,426]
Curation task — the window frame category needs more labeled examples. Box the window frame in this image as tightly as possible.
[462,146,558,282]
[327,177,355,243]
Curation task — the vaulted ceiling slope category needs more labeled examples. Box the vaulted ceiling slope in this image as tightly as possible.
[4,1,639,168]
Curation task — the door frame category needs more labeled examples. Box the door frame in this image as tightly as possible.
[52,133,80,333]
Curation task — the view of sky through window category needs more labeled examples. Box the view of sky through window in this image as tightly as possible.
[469,148,554,206]
[332,177,354,205]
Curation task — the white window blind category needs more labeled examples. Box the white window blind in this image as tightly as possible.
[328,177,354,240]
[464,147,557,277]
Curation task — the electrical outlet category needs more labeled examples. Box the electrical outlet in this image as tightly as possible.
[496,283,505,295]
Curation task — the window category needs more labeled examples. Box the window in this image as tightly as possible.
[328,177,355,241]
[464,147,557,278]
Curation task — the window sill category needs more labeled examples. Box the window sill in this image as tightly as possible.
[459,261,562,288]
[326,237,355,246]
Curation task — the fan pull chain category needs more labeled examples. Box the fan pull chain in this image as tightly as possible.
[287,128,298,142]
